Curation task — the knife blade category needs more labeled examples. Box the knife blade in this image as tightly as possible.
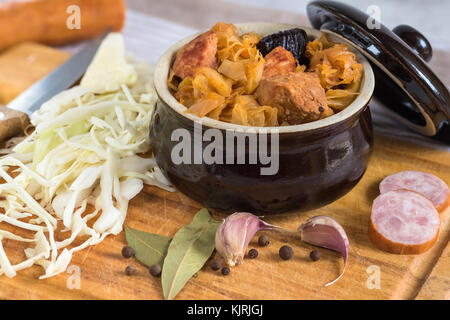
[0,31,109,142]
[7,30,109,115]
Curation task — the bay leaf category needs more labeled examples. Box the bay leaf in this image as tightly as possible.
[162,208,220,300]
[125,226,171,267]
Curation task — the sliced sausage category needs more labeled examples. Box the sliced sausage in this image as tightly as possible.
[262,46,296,79]
[369,190,440,254]
[172,31,218,79]
[380,170,449,213]
[255,71,332,124]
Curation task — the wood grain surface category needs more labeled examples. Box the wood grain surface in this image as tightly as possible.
[0,41,448,300]
[415,243,450,300]
[0,42,70,104]
[0,134,448,300]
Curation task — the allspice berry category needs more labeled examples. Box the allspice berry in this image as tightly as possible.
[279,245,293,260]
[121,246,135,258]
[210,259,221,271]
[125,265,137,276]
[258,235,270,247]
[248,248,258,259]
[221,267,230,276]
[149,264,162,277]
[310,250,321,261]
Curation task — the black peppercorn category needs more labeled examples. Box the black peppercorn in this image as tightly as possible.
[125,265,137,276]
[221,267,230,275]
[149,264,162,277]
[248,248,258,259]
[210,259,221,271]
[121,246,135,258]
[258,235,270,247]
[310,250,321,261]
[279,245,293,260]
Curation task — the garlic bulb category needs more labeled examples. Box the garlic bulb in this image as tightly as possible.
[215,212,350,288]
[299,215,349,286]
[215,212,276,266]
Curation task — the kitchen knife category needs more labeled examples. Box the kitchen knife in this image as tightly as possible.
[0,31,109,142]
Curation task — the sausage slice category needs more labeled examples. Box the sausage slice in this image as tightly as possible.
[172,31,218,79]
[380,170,449,213]
[369,190,440,254]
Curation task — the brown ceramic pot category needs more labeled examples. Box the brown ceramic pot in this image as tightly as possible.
[151,23,375,214]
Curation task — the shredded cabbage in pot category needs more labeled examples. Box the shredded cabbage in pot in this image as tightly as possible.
[0,33,173,279]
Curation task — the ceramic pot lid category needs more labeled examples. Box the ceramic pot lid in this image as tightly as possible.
[307,1,450,143]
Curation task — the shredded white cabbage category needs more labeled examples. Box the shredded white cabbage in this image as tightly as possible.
[0,33,173,279]
[80,33,138,94]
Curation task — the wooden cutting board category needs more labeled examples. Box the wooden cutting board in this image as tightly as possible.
[0,42,70,104]
[0,44,449,300]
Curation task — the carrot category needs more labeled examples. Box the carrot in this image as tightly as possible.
[0,0,125,51]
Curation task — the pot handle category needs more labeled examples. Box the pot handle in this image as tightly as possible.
[307,1,450,143]
[392,25,432,62]
[392,25,450,143]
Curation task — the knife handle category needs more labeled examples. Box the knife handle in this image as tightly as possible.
[0,106,29,142]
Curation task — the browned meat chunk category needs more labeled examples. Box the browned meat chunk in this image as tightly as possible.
[255,72,332,124]
[172,31,218,79]
[211,22,239,38]
[262,46,297,79]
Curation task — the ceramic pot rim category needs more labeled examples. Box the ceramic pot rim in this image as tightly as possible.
[154,22,375,133]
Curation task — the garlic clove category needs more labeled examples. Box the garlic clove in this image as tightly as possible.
[299,215,349,286]
[215,212,274,266]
